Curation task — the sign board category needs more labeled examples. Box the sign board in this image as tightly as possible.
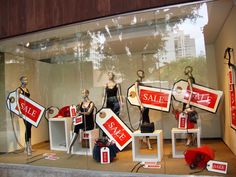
[172,80,223,113]
[127,84,172,112]
[96,108,132,151]
[6,90,45,127]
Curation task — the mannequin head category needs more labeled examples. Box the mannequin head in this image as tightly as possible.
[108,72,115,81]
[184,66,193,77]
[137,69,145,80]
[82,89,89,100]
[20,76,28,86]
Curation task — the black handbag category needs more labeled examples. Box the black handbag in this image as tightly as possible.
[140,122,155,133]
[188,111,198,123]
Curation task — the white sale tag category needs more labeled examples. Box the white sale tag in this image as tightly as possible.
[178,112,187,129]
[207,160,228,174]
[6,90,45,127]
[73,115,83,125]
[100,147,110,164]
[70,105,77,117]
[142,162,161,169]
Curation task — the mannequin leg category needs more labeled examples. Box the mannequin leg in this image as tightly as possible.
[67,133,78,154]
[186,133,193,146]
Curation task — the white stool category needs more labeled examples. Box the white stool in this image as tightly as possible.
[171,128,201,158]
[49,118,72,151]
[71,128,99,155]
[132,130,163,162]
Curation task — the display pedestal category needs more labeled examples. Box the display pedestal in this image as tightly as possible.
[132,130,163,162]
[171,128,201,158]
[71,129,99,155]
[49,118,72,151]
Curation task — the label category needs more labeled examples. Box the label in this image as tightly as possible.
[127,84,172,112]
[103,116,131,147]
[178,112,187,129]
[96,108,132,151]
[70,105,77,117]
[83,132,90,139]
[140,89,169,108]
[172,80,223,113]
[229,70,236,129]
[6,90,45,127]
[100,147,110,164]
[207,160,227,174]
[73,115,83,125]
[142,162,161,169]
[184,86,218,109]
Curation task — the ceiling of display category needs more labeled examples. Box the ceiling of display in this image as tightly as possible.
[0,0,234,62]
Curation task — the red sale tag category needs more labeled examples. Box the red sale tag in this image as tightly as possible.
[103,116,132,147]
[127,84,172,112]
[207,160,228,174]
[96,108,132,151]
[173,80,223,113]
[6,90,45,127]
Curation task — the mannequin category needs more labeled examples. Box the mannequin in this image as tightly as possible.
[16,76,32,156]
[184,66,196,146]
[102,72,123,116]
[134,70,152,149]
[68,89,94,154]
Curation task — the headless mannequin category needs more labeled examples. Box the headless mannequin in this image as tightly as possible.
[101,72,123,137]
[68,89,94,154]
[135,70,152,149]
[16,76,32,156]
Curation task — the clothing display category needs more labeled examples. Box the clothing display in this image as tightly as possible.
[74,101,94,133]
[106,84,120,116]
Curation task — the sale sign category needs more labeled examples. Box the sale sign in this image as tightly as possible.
[228,69,236,130]
[172,80,223,113]
[178,112,187,129]
[207,160,228,174]
[6,90,45,127]
[73,115,83,125]
[96,108,132,151]
[127,84,172,112]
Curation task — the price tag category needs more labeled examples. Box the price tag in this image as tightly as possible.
[73,115,83,125]
[178,112,187,129]
[142,162,161,169]
[70,105,77,117]
[100,147,110,164]
[207,160,228,174]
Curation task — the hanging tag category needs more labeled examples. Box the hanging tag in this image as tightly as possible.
[178,112,187,129]
[73,115,83,125]
[100,147,110,164]
[70,105,77,117]
[142,162,161,169]
[207,160,228,174]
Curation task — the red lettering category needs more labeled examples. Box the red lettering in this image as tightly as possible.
[212,163,226,171]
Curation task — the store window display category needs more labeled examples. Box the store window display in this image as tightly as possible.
[68,89,95,154]
[16,76,33,156]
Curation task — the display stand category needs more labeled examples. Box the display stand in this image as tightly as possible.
[171,128,201,158]
[49,118,72,151]
[71,128,99,155]
[132,130,163,162]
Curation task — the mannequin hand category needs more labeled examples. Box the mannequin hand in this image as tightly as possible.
[140,105,144,112]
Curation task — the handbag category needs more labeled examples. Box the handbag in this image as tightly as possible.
[140,122,155,133]
[188,111,198,123]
